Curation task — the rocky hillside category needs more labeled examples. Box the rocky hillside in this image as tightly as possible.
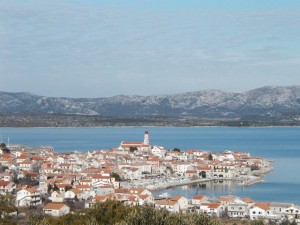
[1,86,300,119]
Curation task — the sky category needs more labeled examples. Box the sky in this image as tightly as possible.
[1,0,300,98]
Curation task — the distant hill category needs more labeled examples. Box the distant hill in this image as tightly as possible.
[1,86,300,120]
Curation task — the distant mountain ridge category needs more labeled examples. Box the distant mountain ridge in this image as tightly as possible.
[1,86,300,119]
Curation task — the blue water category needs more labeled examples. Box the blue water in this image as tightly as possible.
[0,127,299,204]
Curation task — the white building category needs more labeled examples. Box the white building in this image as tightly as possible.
[151,146,166,158]
[227,199,249,219]
[199,203,224,217]
[16,187,41,207]
[250,206,268,220]
[119,130,151,152]
[0,180,15,194]
[43,203,70,217]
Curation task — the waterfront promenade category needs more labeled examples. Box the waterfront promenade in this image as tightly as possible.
[121,166,272,191]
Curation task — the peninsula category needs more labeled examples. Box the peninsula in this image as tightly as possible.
[1,130,298,224]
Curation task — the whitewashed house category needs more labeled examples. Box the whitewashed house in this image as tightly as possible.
[16,187,41,207]
[0,180,15,194]
[151,146,166,158]
[49,190,64,203]
[65,189,85,200]
[191,195,209,205]
[43,203,70,217]
[155,199,180,212]
[199,203,224,217]
[250,206,268,220]
[227,199,249,219]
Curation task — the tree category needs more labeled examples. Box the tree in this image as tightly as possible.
[0,143,6,150]
[0,165,8,173]
[129,146,138,152]
[291,220,298,225]
[199,171,207,178]
[173,148,181,152]
[65,185,72,192]
[0,194,17,225]
[111,172,121,182]
[53,183,59,191]
[47,184,53,194]
[250,220,265,225]
[208,153,213,160]
[0,143,10,154]
[26,212,50,225]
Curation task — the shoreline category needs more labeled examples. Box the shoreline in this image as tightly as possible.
[144,166,273,191]
[145,176,266,191]
[2,125,300,129]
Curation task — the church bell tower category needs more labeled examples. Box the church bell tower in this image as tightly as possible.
[144,129,149,145]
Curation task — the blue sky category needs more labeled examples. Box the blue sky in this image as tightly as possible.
[1,0,300,97]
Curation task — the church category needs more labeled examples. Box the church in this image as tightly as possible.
[119,130,151,152]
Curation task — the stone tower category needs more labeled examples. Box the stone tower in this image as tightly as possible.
[144,129,149,145]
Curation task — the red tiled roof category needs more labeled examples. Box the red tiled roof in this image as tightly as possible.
[0,180,11,186]
[193,195,205,200]
[201,203,221,209]
[44,203,66,210]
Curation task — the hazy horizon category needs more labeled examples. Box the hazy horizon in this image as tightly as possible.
[1,0,300,98]
[1,84,300,99]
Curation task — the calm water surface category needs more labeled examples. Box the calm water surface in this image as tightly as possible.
[0,127,299,204]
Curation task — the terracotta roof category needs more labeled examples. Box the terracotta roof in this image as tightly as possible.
[115,188,129,194]
[193,195,205,200]
[139,194,150,200]
[170,196,183,201]
[0,180,11,186]
[128,195,138,202]
[76,184,90,189]
[2,154,12,159]
[94,195,107,201]
[186,170,197,174]
[20,160,32,165]
[156,200,177,206]
[255,202,270,211]
[129,188,146,195]
[91,174,112,179]
[219,196,234,202]
[32,155,43,161]
[69,189,82,194]
[25,187,38,193]
[240,197,255,203]
[201,203,221,209]
[44,203,66,210]
[60,163,71,167]
[80,179,92,183]
[147,158,161,162]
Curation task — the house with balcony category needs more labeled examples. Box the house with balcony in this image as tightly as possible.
[16,187,41,207]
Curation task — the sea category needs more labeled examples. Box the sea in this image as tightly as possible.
[1,127,299,205]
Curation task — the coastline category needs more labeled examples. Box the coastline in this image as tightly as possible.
[2,125,300,129]
[143,166,274,192]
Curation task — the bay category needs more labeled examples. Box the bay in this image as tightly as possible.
[0,127,299,204]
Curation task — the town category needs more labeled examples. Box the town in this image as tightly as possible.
[0,130,299,224]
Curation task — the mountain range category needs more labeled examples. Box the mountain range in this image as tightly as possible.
[1,86,300,119]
